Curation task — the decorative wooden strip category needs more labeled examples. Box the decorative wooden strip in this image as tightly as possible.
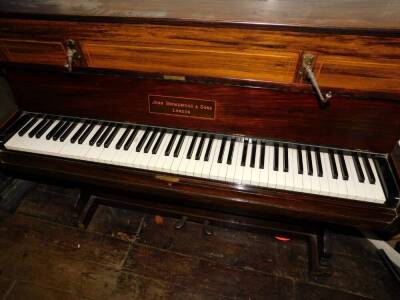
[315,56,400,92]
[0,39,66,66]
[83,42,299,83]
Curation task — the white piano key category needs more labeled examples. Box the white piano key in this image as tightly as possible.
[369,158,386,204]
[343,154,362,200]
[321,151,339,197]
[333,152,349,199]
[242,140,253,185]
[193,137,209,178]
[292,147,303,192]
[85,125,110,162]
[233,140,245,184]
[259,142,269,187]
[309,149,321,194]
[226,139,240,182]
[153,132,172,171]
[185,135,201,176]
[58,122,84,159]
[275,145,285,190]
[173,135,191,174]
[98,127,124,163]
[284,146,294,191]
[216,138,230,181]
[125,129,145,167]
[209,139,222,180]
[135,130,155,169]
[267,144,277,189]
[302,148,312,193]
[147,132,165,171]
[318,152,331,197]
[161,132,180,172]
[358,155,379,203]
[200,137,218,179]
[250,142,261,186]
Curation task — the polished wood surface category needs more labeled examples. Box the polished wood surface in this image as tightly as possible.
[0,2,399,243]
[0,39,66,65]
[84,42,298,83]
[0,149,396,233]
[6,69,400,154]
[1,19,400,95]
[1,0,400,31]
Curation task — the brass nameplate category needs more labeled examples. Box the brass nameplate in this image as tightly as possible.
[149,95,215,119]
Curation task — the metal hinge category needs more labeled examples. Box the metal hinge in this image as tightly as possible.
[300,53,332,107]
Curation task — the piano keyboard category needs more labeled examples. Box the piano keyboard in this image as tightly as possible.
[4,114,387,204]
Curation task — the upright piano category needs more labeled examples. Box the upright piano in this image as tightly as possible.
[0,1,399,273]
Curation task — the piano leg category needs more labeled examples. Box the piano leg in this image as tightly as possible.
[78,195,98,229]
[308,229,332,276]
[72,192,333,275]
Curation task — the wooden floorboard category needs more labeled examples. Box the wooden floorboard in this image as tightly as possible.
[0,183,398,299]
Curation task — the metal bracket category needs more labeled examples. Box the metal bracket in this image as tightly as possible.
[175,216,188,230]
[203,220,213,236]
[301,54,332,107]
[64,39,79,72]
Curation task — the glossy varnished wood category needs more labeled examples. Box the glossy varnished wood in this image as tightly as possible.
[6,69,400,154]
[0,149,396,233]
[1,19,400,94]
[0,39,66,65]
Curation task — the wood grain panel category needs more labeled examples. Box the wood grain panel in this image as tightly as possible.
[0,39,66,65]
[83,43,298,82]
[316,56,400,92]
[6,69,400,153]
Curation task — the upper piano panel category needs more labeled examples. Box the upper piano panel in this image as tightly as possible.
[0,1,400,97]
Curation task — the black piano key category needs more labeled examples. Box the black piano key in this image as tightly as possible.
[78,122,96,144]
[152,129,166,154]
[89,123,106,146]
[250,140,257,168]
[315,148,323,177]
[338,151,349,180]
[204,135,215,162]
[144,128,159,153]
[306,147,313,175]
[361,154,376,184]
[116,126,132,150]
[60,121,77,142]
[124,126,140,150]
[328,150,338,179]
[217,136,227,163]
[18,116,39,137]
[165,130,178,156]
[52,121,71,141]
[241,139,249,167]
[227,138,236,165]
[46,119,65,140]
[352,153,365,183]
[28,118,47,138]
[273,143,279,171]
[136,127,151,152]
[283,144,289,172]
[195,133,206,160]
[297,146,303,174]
[259,142,266,169]
[36,119,55,139]
[97,123,113,147]
[104,125,120,148]
[173,131,187,157]
[70,122,88,144]
[186,132,198,159]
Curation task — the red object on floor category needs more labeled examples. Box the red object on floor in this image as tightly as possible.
[275,236,291,242]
